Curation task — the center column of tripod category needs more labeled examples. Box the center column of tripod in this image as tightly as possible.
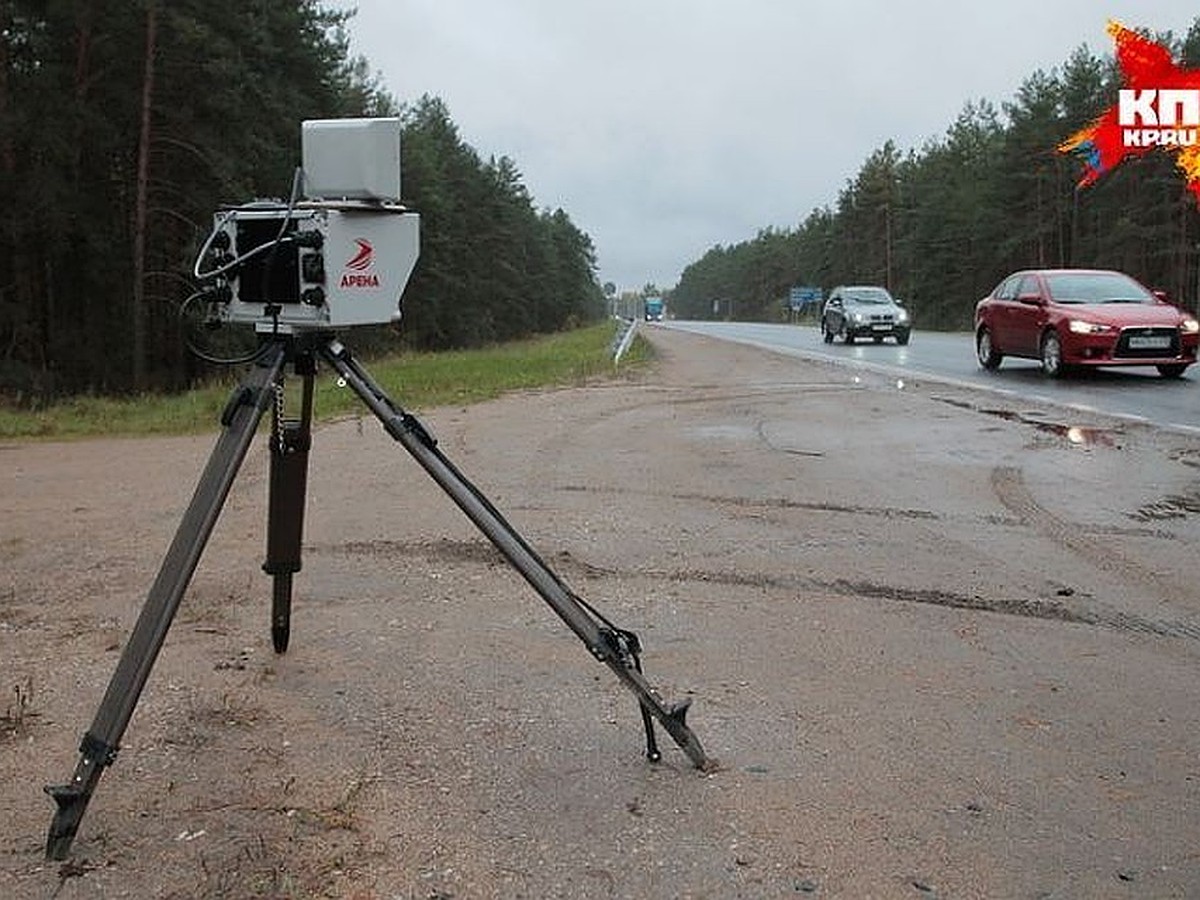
[263,348,316,653]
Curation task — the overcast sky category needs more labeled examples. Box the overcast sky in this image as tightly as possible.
[334,2,1199,293]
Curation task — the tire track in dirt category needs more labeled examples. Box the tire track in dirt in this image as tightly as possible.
[989,465,1200,640]
[476,379,857,494]
[990,465,1161,588]
[314,536,1200,642]
[557,483,939,521]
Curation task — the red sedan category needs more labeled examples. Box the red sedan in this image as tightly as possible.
[974,269,1200,378]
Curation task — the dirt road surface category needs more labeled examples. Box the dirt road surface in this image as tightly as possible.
[3,327,1199,899]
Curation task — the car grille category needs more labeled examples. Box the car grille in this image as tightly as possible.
[867,314,894,323]
[1114,326,1180,359]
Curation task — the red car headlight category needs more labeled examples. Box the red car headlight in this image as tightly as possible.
[1067,319,1114,335]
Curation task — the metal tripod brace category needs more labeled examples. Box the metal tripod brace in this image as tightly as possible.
[44,333,715,860]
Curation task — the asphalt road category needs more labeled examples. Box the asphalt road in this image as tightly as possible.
[663,320,1200,435]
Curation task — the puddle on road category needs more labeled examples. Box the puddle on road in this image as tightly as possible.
[937,397,1200,522]
[1038,423,1117,447]
[935,397,1121,447]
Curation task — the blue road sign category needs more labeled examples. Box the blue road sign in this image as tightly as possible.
[788,286,823,310]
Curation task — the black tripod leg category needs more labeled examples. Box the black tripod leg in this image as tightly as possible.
[319,338,715,772]
[43,343,288,860]
[263,354,315,653]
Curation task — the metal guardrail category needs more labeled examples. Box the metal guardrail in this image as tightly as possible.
[611,316,639,365]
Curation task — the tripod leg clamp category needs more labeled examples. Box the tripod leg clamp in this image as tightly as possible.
[220,384,261,427]
[78,731,119,767]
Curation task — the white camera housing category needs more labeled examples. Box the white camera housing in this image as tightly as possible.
[214,201,419,331]
[201,118,420,332]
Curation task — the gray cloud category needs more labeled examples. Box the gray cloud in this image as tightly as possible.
[339,1,1199,291]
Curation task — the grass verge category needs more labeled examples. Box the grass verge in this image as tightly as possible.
[0,322,653,441]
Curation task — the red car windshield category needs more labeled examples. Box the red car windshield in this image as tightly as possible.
[1044,272,1155,305]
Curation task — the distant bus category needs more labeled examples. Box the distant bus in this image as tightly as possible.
[644,297,664,321]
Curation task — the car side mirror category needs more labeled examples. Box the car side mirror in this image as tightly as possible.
[1153,289,1174,305]
[1017,292,1043,306]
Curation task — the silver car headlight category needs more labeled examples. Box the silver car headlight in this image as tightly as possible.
[850,312,864,324]
[897,309,910,324]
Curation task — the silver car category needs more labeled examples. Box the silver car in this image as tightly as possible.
[821,285,911,345]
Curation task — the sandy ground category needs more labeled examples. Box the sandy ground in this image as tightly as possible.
[2,326,1199,899]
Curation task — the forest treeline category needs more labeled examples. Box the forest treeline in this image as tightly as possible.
[671,19,1200,329]
[0,2,604,400]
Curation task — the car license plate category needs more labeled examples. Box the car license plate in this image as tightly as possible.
[872,323,890,330]
[1129,335,1171,349]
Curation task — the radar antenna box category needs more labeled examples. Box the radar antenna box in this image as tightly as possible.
[301,117,402,202]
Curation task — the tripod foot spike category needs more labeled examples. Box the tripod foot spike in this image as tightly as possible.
[271,575,292,653]
[658,697,721,773]
[44,784,86,861]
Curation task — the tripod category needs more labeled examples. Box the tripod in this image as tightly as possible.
[43,332,714,860]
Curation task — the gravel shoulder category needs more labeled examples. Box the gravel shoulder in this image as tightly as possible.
[3,326,1200,898]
